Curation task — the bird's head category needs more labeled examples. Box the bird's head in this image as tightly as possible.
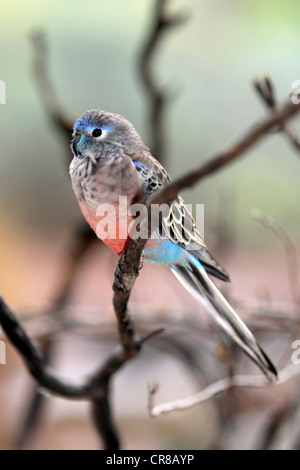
[71,109,144,163]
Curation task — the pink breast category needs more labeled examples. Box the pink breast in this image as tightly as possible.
[78,199,132,255]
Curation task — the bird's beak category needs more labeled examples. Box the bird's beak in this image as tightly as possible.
[72,135,82,158]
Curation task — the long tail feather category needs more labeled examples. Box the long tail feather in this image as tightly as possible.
[171,259,277,381]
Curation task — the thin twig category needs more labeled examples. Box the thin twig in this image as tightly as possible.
[148,364,300,417]
[252,208,300,308]
[254,75,300,150]
[251,208,300,368]
[147,98,300,208]
[139,0,188,162]
[29,29,74,143]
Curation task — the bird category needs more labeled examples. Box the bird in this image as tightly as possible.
[69,109,277,380]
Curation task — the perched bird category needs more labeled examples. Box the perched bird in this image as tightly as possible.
[70,109,277,380]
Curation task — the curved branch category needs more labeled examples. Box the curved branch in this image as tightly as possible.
[29,29,73,141]
[254,75,300,151]
[138,0,188,161]
[0,297,162,449]
[149,99,300,207]
[148,364,299,417]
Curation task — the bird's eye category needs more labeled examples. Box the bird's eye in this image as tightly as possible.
[92,128,102,137]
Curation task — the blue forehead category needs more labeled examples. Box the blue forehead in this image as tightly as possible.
[74,116,114,133]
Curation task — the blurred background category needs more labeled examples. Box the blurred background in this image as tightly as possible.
[0,0,300,450]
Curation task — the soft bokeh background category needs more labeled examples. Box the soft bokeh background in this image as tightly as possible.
[0,0,300,450]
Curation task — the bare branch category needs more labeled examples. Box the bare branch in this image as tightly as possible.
[0,297,91,398]
[148,364,300,417]
[252,208,300,308]
[0,297,162,449]
[254,75,300,150]
[138,0,188,162]
[149,98,300,208]
[29,29,74,143]
[18,222,96,447]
